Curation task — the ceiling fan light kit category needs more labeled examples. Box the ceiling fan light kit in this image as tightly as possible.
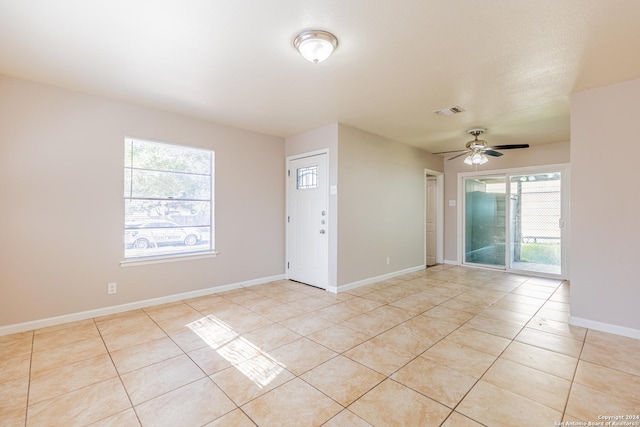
[464,151,489,165]
[433,128,530,166]
[464,128,489,165]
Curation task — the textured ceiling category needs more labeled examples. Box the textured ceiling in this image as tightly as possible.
[1,0,639,153]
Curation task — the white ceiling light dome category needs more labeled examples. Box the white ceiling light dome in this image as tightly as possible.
[293,30,338,63]
[464,151,489,165]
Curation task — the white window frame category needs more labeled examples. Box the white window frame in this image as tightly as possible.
[121,137,216,266]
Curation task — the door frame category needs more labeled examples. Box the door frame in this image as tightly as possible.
[424,169,444,266]
[285,149,331,289]
[457,163,570,279]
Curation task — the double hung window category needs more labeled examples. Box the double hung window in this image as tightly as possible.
[124,137,214,260]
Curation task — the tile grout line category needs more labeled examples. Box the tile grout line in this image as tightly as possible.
[23,330,35,427]
[368,275,567,425]
[179,284,433,425]
[315,279,476,425]
[560,329,589,424]
[364,272,511,425]
[446,277,570,422]
[201,307,343,426]
[385,286,506,425]
[12,268,634,426]
[148,303,243,426]
[93,316,144,427]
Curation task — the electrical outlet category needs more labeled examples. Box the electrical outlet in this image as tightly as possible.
[107,282,117,295]
[386,257,391,265]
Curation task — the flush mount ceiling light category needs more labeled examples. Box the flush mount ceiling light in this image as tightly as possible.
[293,30,338,63]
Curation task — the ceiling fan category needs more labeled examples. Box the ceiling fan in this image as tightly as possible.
[433,128,529,165]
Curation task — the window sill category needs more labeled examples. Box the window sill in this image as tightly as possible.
[120,251,219,267]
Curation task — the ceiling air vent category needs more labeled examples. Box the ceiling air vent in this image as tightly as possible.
[433,106,465,116]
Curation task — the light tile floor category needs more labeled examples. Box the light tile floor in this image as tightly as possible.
[2,265,640,426]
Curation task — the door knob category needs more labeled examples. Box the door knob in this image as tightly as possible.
[319,229,326,234]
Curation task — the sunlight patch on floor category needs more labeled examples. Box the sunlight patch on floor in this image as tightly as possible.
[188,315,285,388]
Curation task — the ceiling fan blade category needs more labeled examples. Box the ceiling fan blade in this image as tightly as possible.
[432,149,468,155]
[447,151,470,161]
[484,150,503,157]
[489,144,530,150]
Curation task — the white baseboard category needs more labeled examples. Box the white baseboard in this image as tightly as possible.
[334,265,426,293]
[569,316,640,340]
[443,259,459,265]
[0,274,285,337]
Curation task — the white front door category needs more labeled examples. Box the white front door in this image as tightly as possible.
[287,153,329,289]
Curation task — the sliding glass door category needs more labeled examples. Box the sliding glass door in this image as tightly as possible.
[462,167,566,277]
[509,172,562,275]
[464,176,506,268]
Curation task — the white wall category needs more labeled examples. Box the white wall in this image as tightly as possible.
[443,141,570,263]
[337,125,443,286]
[570,79,640,335]
[0,76,285,328]
[286,124,444,289]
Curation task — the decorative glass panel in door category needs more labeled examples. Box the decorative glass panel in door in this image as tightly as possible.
[509,173,562,275]
[464,176,506,267]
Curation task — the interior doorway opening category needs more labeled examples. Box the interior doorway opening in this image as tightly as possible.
[425,171,444,268]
